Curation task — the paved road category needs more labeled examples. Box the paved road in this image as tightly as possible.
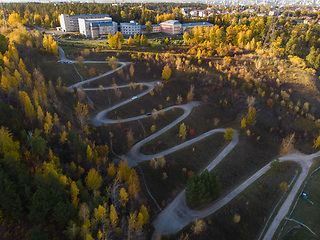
[58,47,131,91]
[58,46,320,239]
[261,153,318,240]
[153,152,318,235]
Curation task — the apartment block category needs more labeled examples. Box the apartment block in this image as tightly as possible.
[120,20,141,36]
[78,18,117,38]
[59,13,110,32]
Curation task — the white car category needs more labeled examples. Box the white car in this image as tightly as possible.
[131,96,138,100]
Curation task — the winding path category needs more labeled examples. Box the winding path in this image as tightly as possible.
[59,47,320,239]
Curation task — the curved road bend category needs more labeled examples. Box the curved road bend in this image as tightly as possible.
[58,46,320,239]
[153,152,318,236]
[58,47,131,91]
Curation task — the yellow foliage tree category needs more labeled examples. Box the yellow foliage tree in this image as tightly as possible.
[85,168,103,191]
[44,112,53,135]
[110,204,118,229]
[162,64,172,80]
[179,123,187,141]
[18,91,35,120]
[119,188,128,207]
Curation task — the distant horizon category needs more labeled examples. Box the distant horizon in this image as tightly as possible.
[1,0,320,5]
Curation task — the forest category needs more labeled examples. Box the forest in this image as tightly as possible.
[1,2,320,240]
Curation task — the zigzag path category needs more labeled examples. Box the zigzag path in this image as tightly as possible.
[60,47,320,239]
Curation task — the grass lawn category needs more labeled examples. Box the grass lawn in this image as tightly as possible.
[106,80,191,119]
[86,85,148,113]
[93,108,184,154]
[141,103,238,155]
[171,161,300,240]
[138,132,226,212]
[36,60,112,86]
[278,158,320,240]
[214,132,280,192]
[74,63,113,80]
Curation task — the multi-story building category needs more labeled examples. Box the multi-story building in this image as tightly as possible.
[152,24,161,33]
[160,20,182,35]
[141,24,161,34]
[181,22,214,33]
[120,20,141,36]
[78,18,117,38]
[59,13,110,32]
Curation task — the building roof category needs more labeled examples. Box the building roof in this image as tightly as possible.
[79,17,112,23]
[90,21,114,27]
[120,20,140,26]
[71,14,109,18]
[160,20,181,25]
[181,22,214,27]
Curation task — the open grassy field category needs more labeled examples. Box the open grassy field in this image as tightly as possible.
[214,133,280,192]
[106,80,190,119]
[141,103,239,155]
[171,161,300,240]
[86,85,148,113]
[35,60,112,86]
[92,108,184,154]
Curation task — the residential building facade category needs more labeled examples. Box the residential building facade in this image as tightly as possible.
[160,20,182,35]
[120,20,141,36]
[141,24,161,34]
[59,13,110,32]
[78,18,117,38]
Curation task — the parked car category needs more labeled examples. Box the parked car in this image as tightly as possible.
[131,96,138,100]
[146,113,152,116]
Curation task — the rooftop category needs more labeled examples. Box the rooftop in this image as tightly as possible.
[120,20,140,26]
[79,17,112,23]
[181,22,214,27]
[70,13,109,18]
[160,20,181,25]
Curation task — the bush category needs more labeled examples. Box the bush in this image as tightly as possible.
[224,128,235,141]
[185,170,221,209]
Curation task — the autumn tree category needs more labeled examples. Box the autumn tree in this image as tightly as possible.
[85,168,103,192]
[110,204,118,229]
[128,36,134,46]
[192,219,206,235]
[224,128,235,141]
[145,21,153,34]
[18,91,35,121]
[0,126,20,160]
[140,34,148,46]
[44,112,53,135]
[75,102,88,128]
[187,85,194,101]
[280,133,295,155]
[88,67,96,77]
[162,64,172,80]
[119,188,128,207]
[314,135,320,148]
[179,123,187,141]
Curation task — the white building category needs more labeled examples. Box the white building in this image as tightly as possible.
[78,17,117,38]
[120,20,141,36]
[59,13,110,32]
